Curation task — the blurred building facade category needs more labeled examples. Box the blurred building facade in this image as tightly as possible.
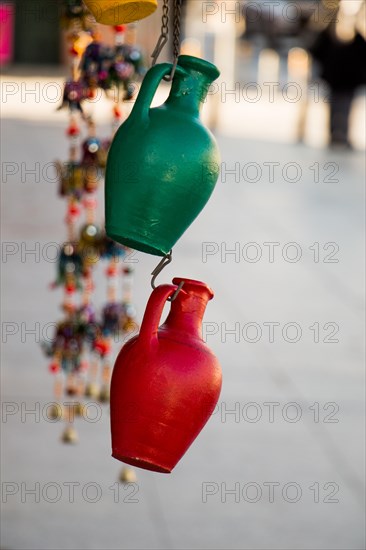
[2,1,365,66]
[1,0,166,66]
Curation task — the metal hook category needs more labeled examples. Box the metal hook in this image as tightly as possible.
[163,58,178,82]
[150,250,184,301]
[151,34,168,67]
[151,0,169,67]
[151,250,172,289]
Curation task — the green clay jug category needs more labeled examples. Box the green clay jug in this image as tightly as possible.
[105,55,221,256]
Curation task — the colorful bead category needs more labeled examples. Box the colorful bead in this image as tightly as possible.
[49,362,60,374]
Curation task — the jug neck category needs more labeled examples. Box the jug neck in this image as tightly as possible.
[162,278,214,339]
[165,55,220,117]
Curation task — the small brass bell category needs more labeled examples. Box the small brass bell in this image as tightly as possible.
[73,402,85,417]
[61,426,78,444]
[85,382,100,399]
[78,224,103,267]
[47,403,64,421]
[65,385,78,397]
[99,384,110,403]
[119,466,137,484]
[123,318,137,333]
[84,172,98,194]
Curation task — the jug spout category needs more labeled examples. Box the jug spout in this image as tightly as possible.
[178,55,220,85]
[161,278,214,339]
[165,55,221,116]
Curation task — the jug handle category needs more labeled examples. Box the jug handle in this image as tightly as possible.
[131,63,185,121]
[139,284,178,348]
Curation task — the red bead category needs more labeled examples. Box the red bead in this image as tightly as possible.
[94,339,111,357]
[114,25,126,33]
[67,124,80,137]
[106,265,118,277]
[83,197,97,210]
[80,360,89,372]
[82,278,95,292]
[49,362,60,374]
[113,106,123,119]
[68,203,81,217]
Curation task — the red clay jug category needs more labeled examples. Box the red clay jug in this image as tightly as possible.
[110,278,222,473]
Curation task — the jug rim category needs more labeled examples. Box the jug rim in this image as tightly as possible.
[177,55,220,81]
[172,277,214,299]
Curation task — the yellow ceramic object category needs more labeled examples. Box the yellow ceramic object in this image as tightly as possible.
[84,0,157,25]
[61,426,79,444]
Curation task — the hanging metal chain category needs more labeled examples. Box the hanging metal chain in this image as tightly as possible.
[151,0,182,81]
[149,0,184,300]
[151,0,170,66]
[169,0,182,81]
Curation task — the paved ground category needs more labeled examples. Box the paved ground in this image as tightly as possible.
[1,72,365,549]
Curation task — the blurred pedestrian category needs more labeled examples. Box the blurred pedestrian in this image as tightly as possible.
[310,15,366,148]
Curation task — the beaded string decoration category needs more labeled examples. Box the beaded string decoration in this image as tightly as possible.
[41,1,144,447]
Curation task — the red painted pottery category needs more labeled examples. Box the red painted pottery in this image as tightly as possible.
[110,278,222,473]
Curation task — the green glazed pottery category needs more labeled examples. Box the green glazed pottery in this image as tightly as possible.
[105,55,221,256]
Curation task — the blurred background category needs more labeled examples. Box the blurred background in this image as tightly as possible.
[1,1,365,549]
